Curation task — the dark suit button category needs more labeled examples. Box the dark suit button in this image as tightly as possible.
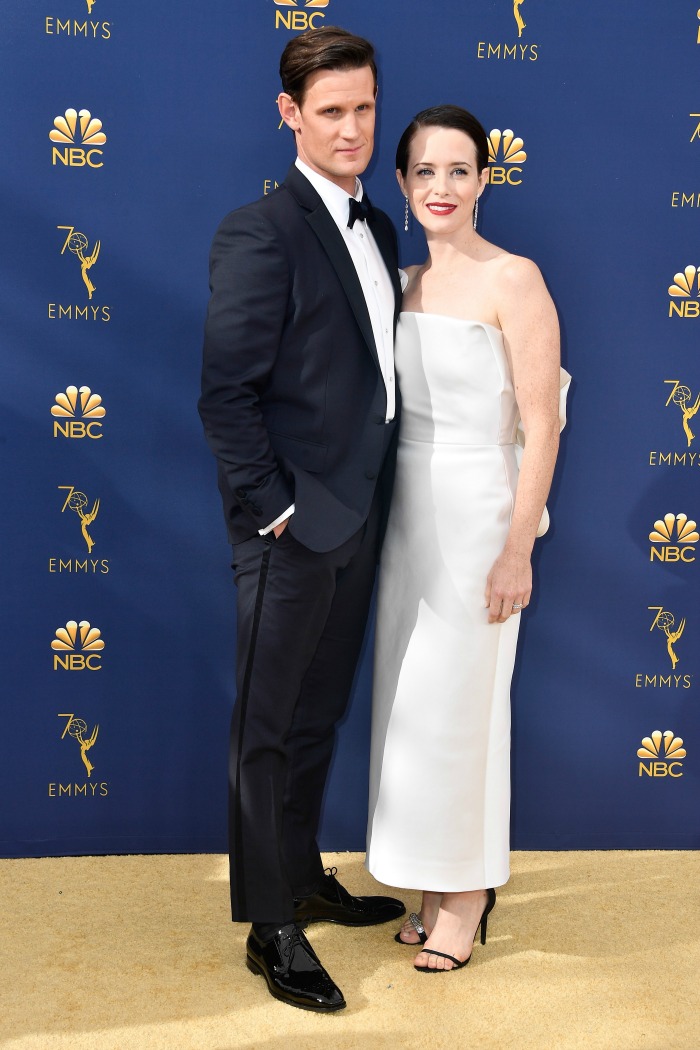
[251,506,262,517]
[365,469,377,480]
[235,488,247,499]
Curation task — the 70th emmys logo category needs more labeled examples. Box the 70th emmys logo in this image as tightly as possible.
[49,713,108,798]
[52,620,104,670]
[52,385,105,438]
[50,226,110,321]
[665,380,700,447]
[648,607,686,669]
[638,730,685,777]
[486,130,527,185]
[58,486,99,552]
[57,226,100,299]
[668,265,700,317]
[649,513,698,562]
[50,108,106,168]
[634,605,691,689]
[59,713,98,777]
[274,0,329,31]
[649,380,700,469]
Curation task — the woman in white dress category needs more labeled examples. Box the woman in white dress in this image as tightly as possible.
[366,106,562,972]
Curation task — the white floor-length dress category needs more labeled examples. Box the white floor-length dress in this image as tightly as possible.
[366,312,521,892]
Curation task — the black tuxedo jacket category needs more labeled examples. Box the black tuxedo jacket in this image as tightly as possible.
[199,164,402,553]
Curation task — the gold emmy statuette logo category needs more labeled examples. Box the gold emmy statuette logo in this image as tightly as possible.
[649,512,699,563]
[50,108,106,168]
[638,729,686,777]
[57,226,100,300]
[513,0,526,37]
[52,619,104,670]
[58,486,99,552]
[668,266,700,317]
[486,130,527,185]
[665,380,700,447]
[59,713,98,777]
[86,0,97,12]
[274,0,329,31]
[51,385,105,439]
[648,607,686,669]
[476,2,538,60]
[691,113,700,141]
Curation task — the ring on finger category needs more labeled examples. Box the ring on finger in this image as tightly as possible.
[512,602,524,612]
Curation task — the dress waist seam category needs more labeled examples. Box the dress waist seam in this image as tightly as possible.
[398,438,516,448]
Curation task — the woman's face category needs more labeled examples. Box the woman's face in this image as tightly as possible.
[398,125,488,236]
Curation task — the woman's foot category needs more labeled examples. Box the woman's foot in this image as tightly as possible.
[395,891,441,944]
[414,889,489,971]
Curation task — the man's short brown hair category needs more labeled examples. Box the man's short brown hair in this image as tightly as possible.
[279,25,377,106]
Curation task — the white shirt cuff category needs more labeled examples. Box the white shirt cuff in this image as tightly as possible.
[259,505,295,536]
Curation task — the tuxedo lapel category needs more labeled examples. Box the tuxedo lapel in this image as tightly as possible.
[283,165,390,372]
[305,205,380,369]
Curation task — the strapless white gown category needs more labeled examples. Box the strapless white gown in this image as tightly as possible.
[366,312,520,891]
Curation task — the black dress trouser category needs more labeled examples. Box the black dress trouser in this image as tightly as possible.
[228,496,380,923]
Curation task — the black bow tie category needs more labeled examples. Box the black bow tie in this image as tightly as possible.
[347,195,373,228]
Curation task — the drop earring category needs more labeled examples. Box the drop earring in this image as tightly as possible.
[473,195,480,231]
[404,195,409,233]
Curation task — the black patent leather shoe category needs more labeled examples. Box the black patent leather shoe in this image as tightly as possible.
[294,866,406,927]
[245,922,346,1012]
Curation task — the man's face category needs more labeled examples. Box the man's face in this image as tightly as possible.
[278,65,376,194]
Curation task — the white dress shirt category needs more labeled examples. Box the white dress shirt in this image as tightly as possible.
[261,159,396,535]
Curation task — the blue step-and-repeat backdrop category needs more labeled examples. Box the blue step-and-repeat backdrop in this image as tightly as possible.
[2,1,699,857]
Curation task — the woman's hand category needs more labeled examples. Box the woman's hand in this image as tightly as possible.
[484,549,532,623]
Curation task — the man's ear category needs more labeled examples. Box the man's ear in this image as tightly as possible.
[278,93,301,132]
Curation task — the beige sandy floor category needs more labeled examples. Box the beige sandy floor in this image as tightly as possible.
[2,851,698,1050]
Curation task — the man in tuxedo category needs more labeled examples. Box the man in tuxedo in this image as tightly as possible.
[199,26,404,1012]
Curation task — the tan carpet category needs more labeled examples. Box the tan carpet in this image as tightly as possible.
[1,851,698,1050]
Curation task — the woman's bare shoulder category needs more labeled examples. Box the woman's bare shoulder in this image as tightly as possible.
[491,250,543,288]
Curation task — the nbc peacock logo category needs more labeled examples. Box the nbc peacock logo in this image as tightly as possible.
[50,108,106,168]
[51,385,105,439]
[486,129,527,186]
[52,620,104,670]
[648,512,698,563]
[668,265,700,318]
[637,729,686,778]
[273,0,329,31]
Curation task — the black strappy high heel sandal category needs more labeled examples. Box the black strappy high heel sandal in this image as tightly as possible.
[414,888,496,973]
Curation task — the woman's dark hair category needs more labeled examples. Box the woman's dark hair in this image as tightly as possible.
[279,26,377,106]
[396,105,489,176]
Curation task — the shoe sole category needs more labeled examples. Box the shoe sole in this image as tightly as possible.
[298,912,406,927]
[246,955,347,1012]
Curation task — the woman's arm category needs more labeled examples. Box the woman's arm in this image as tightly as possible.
[484,255,561,623]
